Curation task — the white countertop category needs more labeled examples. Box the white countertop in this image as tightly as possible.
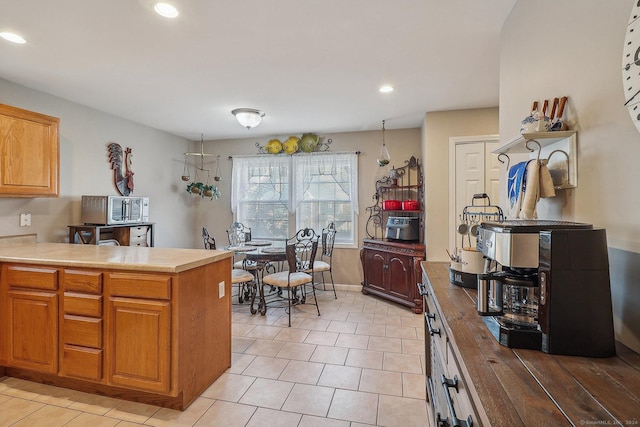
[0,243,232,273]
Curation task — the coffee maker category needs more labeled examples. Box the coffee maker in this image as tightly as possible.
[476,220,616,357]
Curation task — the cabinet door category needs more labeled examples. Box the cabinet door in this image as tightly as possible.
[6,289,58,373]
[106,297,171,393]
[0,104,59,197]
[363,249,388,292]
[387,254,414,302]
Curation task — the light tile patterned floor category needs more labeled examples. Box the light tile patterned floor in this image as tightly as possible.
[0,286,429,427]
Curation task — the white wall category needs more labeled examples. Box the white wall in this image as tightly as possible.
[501,0,640,352]
[0,78,195,248]
[422,108,499,262]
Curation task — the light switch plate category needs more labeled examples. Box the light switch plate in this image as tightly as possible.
[218,281,225,298]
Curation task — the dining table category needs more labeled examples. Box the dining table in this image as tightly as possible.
[226,241,287,315]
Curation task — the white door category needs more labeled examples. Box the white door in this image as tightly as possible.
[448,136,500,252]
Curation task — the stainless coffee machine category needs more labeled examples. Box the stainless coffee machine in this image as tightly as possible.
[476,220,616,357]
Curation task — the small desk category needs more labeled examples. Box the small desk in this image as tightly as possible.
[68,223,155,247]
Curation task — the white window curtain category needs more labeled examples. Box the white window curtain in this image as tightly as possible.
[292,152,359,214]
[231,155,292,214]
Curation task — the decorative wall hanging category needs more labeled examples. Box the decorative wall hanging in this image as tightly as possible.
[182,134,220,200]
[256,133,332,154]
[107,142,134,196]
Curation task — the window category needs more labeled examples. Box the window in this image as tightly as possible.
[231,152,358,245]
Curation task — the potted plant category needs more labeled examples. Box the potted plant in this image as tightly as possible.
[186,182,220,200]
[186,182,204,195]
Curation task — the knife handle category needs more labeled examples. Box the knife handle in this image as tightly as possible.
[541,99,549,116]
[557,96,568,118]
[531,101,538,113]
[550,98,559,120]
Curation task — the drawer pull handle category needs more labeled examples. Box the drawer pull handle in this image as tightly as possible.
[438,374,473,427]
[417,282,428,296]
[425,312,441,337]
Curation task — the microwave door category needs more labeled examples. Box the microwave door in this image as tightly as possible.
[129,198,142,221]
[110,198,126,223]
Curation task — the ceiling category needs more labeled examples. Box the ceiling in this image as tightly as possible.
[0,0,516,141]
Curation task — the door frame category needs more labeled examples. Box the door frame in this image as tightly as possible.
[448,134,499,252]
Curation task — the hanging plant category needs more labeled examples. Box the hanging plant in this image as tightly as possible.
[186,182,220,200]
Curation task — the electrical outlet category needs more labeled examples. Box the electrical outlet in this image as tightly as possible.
[19,213,31,227]
[218,281,225,298]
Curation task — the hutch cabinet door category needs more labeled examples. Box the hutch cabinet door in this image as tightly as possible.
[387,254,414,302]
[362,249,388,293]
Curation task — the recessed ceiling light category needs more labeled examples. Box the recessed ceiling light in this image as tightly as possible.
[0,32,26,44]
[379,85,394,93]
[154,3,179,18]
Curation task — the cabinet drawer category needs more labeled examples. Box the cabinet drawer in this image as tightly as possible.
[5,265,58,290]
[61,345,103,381]
[129,227,149,246]
[63,270,103,294]
[109,273,172,300]
[425,289,448,364]
[63,315,102,348]
[64,292,103,317]
[445,341,479,426]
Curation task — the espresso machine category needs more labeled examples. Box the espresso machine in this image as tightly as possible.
[476,220,616,357]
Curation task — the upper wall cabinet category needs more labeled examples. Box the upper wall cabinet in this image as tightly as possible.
[0,104,60,197]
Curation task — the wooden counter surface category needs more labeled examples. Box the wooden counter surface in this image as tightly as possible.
[422,261,640,426]
[0,242,232,273]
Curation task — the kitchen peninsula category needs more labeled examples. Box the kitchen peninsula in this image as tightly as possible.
[0,243,233,410]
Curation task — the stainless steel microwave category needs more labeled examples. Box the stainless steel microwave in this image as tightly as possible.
[81,195,149,225]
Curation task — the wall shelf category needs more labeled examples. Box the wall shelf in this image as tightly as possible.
[494,130,577,190]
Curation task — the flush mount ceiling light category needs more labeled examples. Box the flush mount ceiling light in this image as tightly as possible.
[154,2,179,18]
[379,85,394,93]
[231,108,265,129]
[0,32,26,44]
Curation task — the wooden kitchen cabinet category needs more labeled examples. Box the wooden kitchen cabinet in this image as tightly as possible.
[0,104,59,197]
[0,244,232,410]
[106,272,172,393]
[0,265,59,373]
[60,269,104,381]
[361,239,424,313]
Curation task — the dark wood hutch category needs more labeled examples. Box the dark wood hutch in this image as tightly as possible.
[361,156,425,313]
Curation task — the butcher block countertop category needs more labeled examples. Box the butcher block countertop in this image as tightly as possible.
[422,261,640,426]
[0,242,232,273]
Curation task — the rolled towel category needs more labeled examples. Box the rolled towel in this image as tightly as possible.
[507,161,528,219]
[519,160,540,219]
[539,159,556,198]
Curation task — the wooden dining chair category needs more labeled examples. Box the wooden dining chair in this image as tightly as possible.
[262,229,319,326]
[311,222,337,299]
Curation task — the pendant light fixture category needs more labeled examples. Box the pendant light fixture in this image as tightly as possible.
[377,120,391,167]
[231,108,265,129]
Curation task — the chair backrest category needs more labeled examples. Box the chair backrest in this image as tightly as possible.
[289,227,320,244]
[321,222,337,259]
[227,222,252,246]
[202,227,216,250]
[285,234,319,274]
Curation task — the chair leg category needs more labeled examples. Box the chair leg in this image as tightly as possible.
[288,288,292,327]
[328,269,337,299]
[311,282,320,317]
